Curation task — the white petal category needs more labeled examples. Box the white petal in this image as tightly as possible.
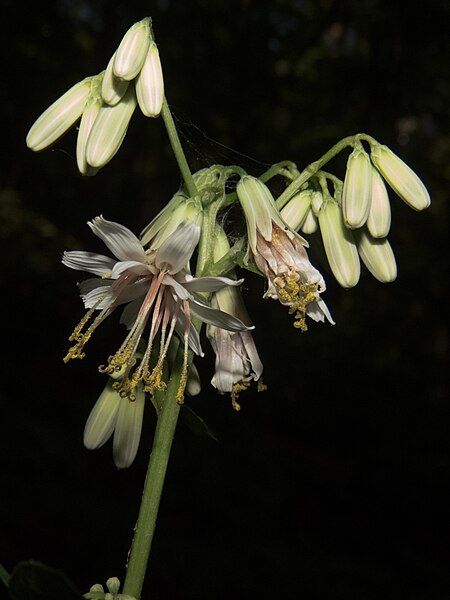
[62,250,115,276]
[162,274,193,300]
[175,314,204,356]
[155,222,200,274]
[113,384,145,469]
[81,284,114,309]
[84,381,120,450]
[88,215,146,262]
[111,260,149,279]
[189,297,253,332]
[183,276,244,293]
[78,277,111,296]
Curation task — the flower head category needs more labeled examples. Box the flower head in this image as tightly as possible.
[63,216,250,404]
[237,176,334,330]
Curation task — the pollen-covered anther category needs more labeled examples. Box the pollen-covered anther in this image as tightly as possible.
[273,269,318,332]
[231,381,250,411]
[257,380,267,393]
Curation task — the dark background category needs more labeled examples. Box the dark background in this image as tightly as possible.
[1,1,448,599]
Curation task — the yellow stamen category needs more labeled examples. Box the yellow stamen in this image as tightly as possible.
[273,268,317,332]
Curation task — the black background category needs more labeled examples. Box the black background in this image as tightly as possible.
[1,1,448,599]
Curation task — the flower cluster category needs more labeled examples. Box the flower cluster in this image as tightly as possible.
[26,17,163,174]
[279,142,430,288]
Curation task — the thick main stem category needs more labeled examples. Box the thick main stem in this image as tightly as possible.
[122,356,183,598]
[122,100,199,599]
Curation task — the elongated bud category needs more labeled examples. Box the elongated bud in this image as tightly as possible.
[318,200,360,288]
[86,86,137,168]
[102,52,129,106]
[342,147,372,229]
[113,18,151,81]
[301,208,318,234]
[84,380,120,450]
[366,166,391,238]
[144,200,202,248]
[76,98,102,176]
[186,362,201,396]
[356,229,397,283]
[136,42,164,117]
[26,77,92,151]
[370,144,430,211]
[281,190,312,230]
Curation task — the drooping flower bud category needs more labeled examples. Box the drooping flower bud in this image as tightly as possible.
[26,76,92,151]
[101,52,129,106]
[366,166,391,238]
[301,208,318,234]
[76,77,104,176]
[280,190,312,230]
[311,191,324,216]
[318,200,360,288]
[370,144,430,211]
[86,85,137,168]
[356,229,397,283]
[140,199,202,247]
[136,42,164,117]
[113,17,151,81]
[342,146,372,229]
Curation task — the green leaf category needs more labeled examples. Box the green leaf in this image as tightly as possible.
[8,561,83,600]
[181,405,219,442]
[0,563,10,587]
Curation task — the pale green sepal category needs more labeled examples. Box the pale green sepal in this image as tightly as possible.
[83,380,120,450]
[318,199,360,288]
[136,42,164,117]
[370,144,430,211]
[342,147,372,229]
[149,200,203,249]
[367,166,391,238]
[86,85,137,168]
[102,52,129,106]
[113,18,151,81]
[300,208,318,234]
[311,191,324,216]
[280,190,312,230]
[76,97,102,176]
[139,192,186,246]
[356,229,397,283]
[26,77,92,151]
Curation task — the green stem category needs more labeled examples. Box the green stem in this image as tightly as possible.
[123,96,200,599]
[122,354,184,599]
[161,97,198,197]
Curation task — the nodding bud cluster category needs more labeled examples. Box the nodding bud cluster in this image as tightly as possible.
[26,17,164,174]
[281,140,429,288]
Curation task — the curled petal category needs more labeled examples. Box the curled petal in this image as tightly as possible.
[183,276,244,293]
[190,296,253,332]
[62,250,115,276]
[88,215,146,262]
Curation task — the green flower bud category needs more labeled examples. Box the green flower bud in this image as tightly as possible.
[366,166,391,238]
[318,200,360,288]
[356,229,397,283]
[300,208,318,234]
[136,42,164,117]
[102,53,129,106]
[113,18,151,81]
[141,199,202,248]
[370,144,430,211]
[280,190,312,230]
[311,191,324,216]
[26,77,92,151]
[86,85,137,168]
[76,97,102,176]
[342,147,372,229]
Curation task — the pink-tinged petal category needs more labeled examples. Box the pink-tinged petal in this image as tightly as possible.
[88,215,147,262]
[62,251,116,276]
[113,384,145,469]
[175,313,204,356]
[111,260,150,279]
[155,222,200,274]
[115,279,149,305]
[240,331,264,380]
[162,274,193,300]
[84,381,120,449]
[81,285,114,309]
[190,297,253,332]
[183,276,244,293]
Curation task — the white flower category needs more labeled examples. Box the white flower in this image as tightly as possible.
[206,227,264,410]
[237,176,334,331]
[63,216,250,403]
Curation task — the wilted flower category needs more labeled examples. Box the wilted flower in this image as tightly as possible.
[207,229,264,410]
[317,199,361,288]
[237,176,334,330]
[63,216,250,403]
[342,146,372,229]
[370,144,430,211]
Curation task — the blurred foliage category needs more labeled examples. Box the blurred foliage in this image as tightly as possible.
[0,1,448,599]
